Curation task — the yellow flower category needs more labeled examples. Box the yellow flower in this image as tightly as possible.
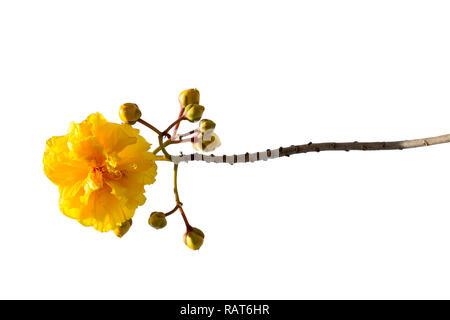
[43,113,157,232]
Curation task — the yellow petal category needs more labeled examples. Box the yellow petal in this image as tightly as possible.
[44,136,89,186]
[78,185,134,232]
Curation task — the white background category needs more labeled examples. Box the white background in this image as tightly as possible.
[1,0,450,299]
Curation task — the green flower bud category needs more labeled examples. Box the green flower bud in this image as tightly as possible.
[114,219,133,238]
[148,212,167,229]
[183,227,205,250]
[119,103,142,124]
[198,119,216,133]
[184,104,205,122]
[178,88,200,108]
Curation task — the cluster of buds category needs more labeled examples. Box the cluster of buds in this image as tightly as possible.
[176,89,221,152]
[148,211,205,250]
[178,88,204,122]
[116,89,215,250]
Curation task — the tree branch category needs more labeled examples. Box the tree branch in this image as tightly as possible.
[169,133,450,165]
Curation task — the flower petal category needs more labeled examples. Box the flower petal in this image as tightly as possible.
[44,135,89,186]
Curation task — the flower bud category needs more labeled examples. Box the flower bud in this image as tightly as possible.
[183,228,205,250]
[148,212,167,229]
[192,132,221,152]
[114,219,133,238]
[184,104,205,122]
[119,103,142,124]
[198,119,216,133]
[178,88,200,108]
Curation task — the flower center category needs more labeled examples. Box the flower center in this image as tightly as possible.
[93,161,123,181]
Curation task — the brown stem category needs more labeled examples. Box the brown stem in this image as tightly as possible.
[178,206,192,231]
[173,163,192,230]
[164,204,181,217]
[278,134,450,155]
[177,129,197,139]
[168,133,450,165]
[163,116,186,135]
[153,138,187,155]
[137,119,170,139]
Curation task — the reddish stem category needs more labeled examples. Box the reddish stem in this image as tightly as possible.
[171,107,185,138]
